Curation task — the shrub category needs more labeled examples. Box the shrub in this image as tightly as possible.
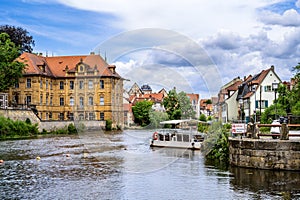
[67,123,77,134]
[105,119,112,131]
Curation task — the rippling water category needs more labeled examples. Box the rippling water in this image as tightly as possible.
[0,130,299,200]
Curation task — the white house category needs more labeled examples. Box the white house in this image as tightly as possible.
[236,66,281,123]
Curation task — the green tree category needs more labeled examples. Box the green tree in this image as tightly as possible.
[178,91,196,119]
[149,110,169,128]
[0,25,35,53]
[199,113,207,122]
[260,104,286,124]
[132,100,153,126]
[0,33,25,92]
[163,89,181,120]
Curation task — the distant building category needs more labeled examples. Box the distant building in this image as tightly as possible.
[216,66,281,123]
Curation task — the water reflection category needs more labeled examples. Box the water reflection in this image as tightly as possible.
[230,167,300,199]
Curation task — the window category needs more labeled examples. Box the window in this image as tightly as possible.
[46,95,48,105]
[100,80,104,89]
[264,85,272,92]
[79,97,84,108]
[50,96,53,106]
[15,82,19,88]
[70,81,74,90]
[89,96,93,106]
[46,80,48,89]
[49,112,52,119]
[100,96,104,105]
[79,113,84,120]
[88,80,93,89]
[100,112,104,120]
[50,81,52,90]
[68,113,74,120]
[60,97,64,106]
[59,113,64,120]
[70,97,74,106]
[60,81,64,90]
[26,79,31,88]
[40,80,43,89]
[79,81,84,89]
[26,96,31,105]
[256,100,268,109]
[89,112,95,120]
[40,94,43,105]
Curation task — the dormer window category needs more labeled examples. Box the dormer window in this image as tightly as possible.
[80,65,84,72]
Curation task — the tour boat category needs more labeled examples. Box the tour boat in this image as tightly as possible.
[149,120,205,150]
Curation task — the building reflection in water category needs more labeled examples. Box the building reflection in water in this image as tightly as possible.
[230,166,300,199]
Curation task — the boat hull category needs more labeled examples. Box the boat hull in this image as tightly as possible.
[150,139,201,150]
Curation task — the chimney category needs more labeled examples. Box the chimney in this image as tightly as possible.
[90,52,95,55]
[271,65,274,70]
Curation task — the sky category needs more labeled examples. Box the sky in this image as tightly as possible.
[1,0,300,98]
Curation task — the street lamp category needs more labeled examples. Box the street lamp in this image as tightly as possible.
[272,82,279,119]
[252,86,256,123]
[239,98,244,122]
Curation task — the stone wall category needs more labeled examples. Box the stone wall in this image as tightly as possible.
[0,109,106,131]
[229,137,300,171]
[0,109,40,125]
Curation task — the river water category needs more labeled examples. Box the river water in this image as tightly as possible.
[0,130,300,200]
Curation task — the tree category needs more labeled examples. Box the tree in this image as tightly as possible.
[149,110,169,128]
[132,100,153,126]
[178,91,196,119]
[163,89,181,120]
[0,33,25,92]
[0,25,35,53]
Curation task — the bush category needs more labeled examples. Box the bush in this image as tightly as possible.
[105,119,112,131]
[67,123,77,134]
[199,114,207,122]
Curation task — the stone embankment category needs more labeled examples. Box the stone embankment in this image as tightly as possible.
[0,109,105,131]
[229,138,300,171]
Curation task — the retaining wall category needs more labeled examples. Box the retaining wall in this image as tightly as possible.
[229,137,300,171]
[0,109,105,131]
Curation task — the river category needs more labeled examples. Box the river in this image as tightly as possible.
[0,130,299,200]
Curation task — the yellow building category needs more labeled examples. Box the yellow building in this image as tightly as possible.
[9,52,124,128]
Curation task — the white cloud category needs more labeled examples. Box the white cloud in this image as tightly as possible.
[260,9,300,27]
[57,0,278,38]
[296,0,300,8]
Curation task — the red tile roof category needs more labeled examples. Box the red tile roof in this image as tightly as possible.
[18,52,121,78]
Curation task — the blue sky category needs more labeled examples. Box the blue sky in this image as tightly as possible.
[1,0,300,97]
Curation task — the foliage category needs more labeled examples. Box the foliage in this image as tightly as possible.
[198,123,209,133]
[199,114,207,122]
[0,33,25,92]
[260,103,287,124]
[270,63,300,117]
[105,119,112,131]
[207,116,212,121]
[163,89,195,120]
[205,99,212,104]
[0,115,39,139]
[132,100,153,126]
[0,25,35,53]
[202,122,230,166]
[148,110,169,129]
[163,89,181,120]
[178,91,196,119]
[67,123,77,134]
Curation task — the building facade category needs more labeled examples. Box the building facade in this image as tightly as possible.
[9,52,124,128]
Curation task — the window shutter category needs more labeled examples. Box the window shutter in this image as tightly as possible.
[255,100,258,109]
[265,100,268,108]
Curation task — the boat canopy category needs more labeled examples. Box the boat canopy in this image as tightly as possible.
[159,119,210,125]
